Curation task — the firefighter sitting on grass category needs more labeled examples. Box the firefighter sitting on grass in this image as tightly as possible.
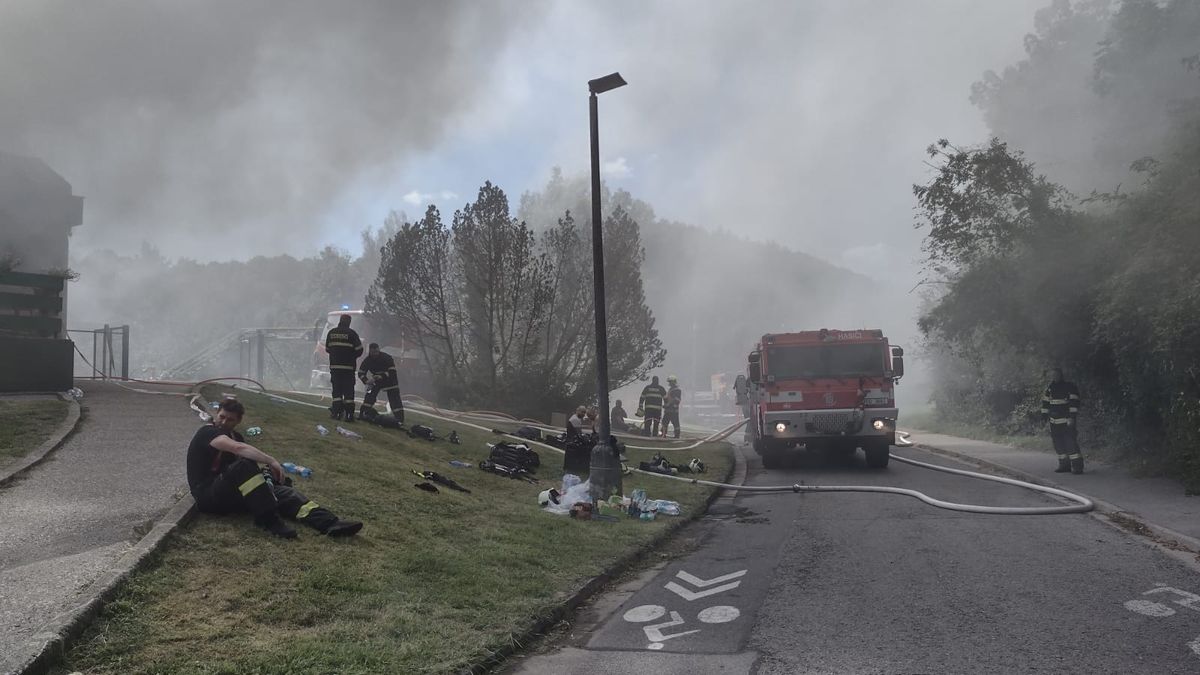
[186,399,363,539]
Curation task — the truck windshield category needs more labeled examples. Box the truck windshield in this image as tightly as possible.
[765,344,885,379]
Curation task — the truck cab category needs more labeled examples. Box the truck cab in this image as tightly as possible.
[746,328,904,469]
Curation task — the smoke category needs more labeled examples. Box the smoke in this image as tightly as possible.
[0,0,541,257]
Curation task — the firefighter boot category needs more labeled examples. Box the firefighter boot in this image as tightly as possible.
[1070,455,1085,474]
[330,400,343,421]
[342,401,355,423]
[1054,456,1071,473]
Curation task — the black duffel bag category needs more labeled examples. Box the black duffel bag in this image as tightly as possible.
[489,442,540,472]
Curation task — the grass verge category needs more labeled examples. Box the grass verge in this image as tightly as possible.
[0,397,72,470]
[54,386,732,675]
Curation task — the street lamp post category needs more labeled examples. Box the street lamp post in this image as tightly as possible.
[587,71,627,502]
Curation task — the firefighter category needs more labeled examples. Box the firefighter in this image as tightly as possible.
[638,375,667,437]
[357,342,404,424]
[662,375,683,439]
[324,314,363,422]
[187,399,363,539]
[1041,368,1084,474]
[734,374,752,443]
[610,399,630,433]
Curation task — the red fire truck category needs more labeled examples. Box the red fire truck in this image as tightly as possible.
[745,328,904,469]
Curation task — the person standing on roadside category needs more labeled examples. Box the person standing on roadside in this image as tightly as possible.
[1041,368,1084,474]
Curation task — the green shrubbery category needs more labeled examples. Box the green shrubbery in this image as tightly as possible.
[917,0,1200,489]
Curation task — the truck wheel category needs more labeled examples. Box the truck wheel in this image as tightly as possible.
[864,442,890,469]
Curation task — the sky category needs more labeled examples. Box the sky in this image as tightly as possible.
[1,0,1048,286]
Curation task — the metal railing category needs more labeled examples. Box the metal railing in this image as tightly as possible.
[68,324,129,379]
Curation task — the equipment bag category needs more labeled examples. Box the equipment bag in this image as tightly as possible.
[489,442,540,471]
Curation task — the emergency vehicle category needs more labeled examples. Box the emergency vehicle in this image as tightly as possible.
[744,328,904,469]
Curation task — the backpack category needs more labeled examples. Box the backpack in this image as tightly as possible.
[489,442,540,472]
[514,426,543,441]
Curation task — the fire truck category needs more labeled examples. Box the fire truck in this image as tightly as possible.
[744,328,904,469]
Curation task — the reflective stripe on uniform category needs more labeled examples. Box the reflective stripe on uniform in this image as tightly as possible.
[297,500,319,519]
[327,341,355,348]
[1057,454,1069,459]
[238,473,266,496]
[1068,453,1082,460]
[1046,398,1069,405]
[1049,418,1073,424]
[381,385,399,392]
[330,365,356,370]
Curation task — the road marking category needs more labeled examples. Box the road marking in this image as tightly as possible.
[697,605,740,624]
[1144,586,1200,612]
[644,610,700,649]
[666,580,742,601]
[623,605,666,623]
[666,568,747,601]
[1124,599,1176,617]
[675,569,748,587]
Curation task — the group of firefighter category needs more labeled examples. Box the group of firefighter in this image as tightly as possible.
[324,313,405,426]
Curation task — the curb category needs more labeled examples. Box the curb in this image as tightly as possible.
[911,441,1200,555]
[4,393,207,675]
[0,392,82,488]
[462,441,745,675]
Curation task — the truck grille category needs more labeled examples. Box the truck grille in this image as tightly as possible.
[808,411,861,434]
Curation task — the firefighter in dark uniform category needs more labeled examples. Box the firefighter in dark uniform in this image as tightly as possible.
[187,399,363,539]
[662,375,683,438]
[638,375,667,437]
[358,342,404,424]
[1041,368,1084,474]
[324,314,363,422]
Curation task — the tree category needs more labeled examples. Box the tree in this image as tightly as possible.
[367,181,665,417]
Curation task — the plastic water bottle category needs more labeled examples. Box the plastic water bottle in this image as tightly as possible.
[245,426,262,437]
[449,460,473,468]
[336,426,362,439]
[316,424,329,436]
[282,462,312,478]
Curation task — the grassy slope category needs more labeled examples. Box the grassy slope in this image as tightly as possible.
[0,398,71,469]
[56,387,732,675]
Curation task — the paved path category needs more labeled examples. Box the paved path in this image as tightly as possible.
[0,381,198,672]
[512,434,1200,674]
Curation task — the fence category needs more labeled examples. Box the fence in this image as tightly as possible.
[68,325,130,380]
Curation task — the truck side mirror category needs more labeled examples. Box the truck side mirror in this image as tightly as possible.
[892,356,904,379]
[749,362,761,383]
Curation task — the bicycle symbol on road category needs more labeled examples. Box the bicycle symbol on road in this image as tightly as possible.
[621,567,746,650]
[1123,584,1200,658]
[623,603,740,650]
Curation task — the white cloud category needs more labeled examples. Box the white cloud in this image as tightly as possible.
[402,190,424,205]
[602,156,631,178]
[439,190,459,201]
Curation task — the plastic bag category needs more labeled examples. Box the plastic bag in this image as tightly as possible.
[647,499,682,516]
[544,477,591,515]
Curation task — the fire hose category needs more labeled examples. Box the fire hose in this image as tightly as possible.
[254,388,1092,515]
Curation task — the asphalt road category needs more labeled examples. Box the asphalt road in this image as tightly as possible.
[513,445,1200,674]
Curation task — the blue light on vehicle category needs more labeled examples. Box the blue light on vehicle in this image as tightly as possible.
[341,304,351,310]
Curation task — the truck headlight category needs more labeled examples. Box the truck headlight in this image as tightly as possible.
[872,419,886,430]
[775,422,788,433]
